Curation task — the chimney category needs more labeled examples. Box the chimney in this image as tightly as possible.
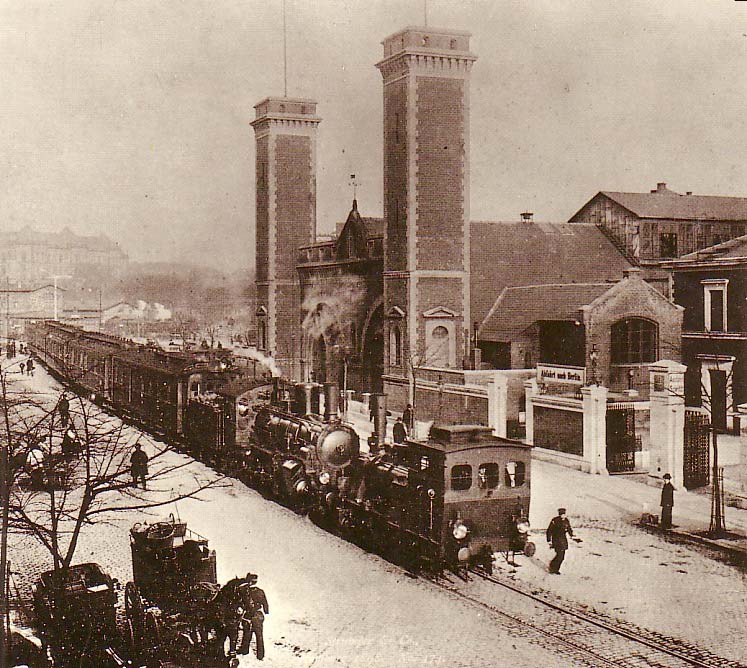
[623,267,643,279]
[686,191,693,196]
[653,182,667,193]
[520,211,534,223]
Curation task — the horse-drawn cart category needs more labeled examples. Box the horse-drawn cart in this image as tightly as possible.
[125,515,244,667]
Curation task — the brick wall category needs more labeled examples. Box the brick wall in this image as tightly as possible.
[255,136,269,284]
[415,76,465,272]
[275,135,313,281]
[384,80,408,273]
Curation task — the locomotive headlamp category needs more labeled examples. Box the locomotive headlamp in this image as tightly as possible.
[516,520,531,534]
[318,471,331,485]
[427,488,436,499]
[452,522,469,541]
[295,479,308,494]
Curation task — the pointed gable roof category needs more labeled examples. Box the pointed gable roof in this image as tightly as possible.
[571,188,747,222]
[335,199,370,261]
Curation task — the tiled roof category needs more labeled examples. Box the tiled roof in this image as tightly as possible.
[479,283,612,342]
[469,221,631,327]
[598,190,747,221]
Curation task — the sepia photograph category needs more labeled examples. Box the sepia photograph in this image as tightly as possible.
[1,1,746,666]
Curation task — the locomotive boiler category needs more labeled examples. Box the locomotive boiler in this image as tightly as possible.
[242,381,360,502]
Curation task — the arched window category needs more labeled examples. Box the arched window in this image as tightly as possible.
[389,325,401,366]
[429,325,450,367]
[611,318,658,364]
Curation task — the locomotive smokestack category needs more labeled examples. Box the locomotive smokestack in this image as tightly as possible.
[293,383,316,416]
[372,393,387,447]
[271,376,281,405]
[323,382,339,421]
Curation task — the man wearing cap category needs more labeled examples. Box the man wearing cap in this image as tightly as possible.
[239,573,269,660]
[660,473,675,529]
[546,508,574,574]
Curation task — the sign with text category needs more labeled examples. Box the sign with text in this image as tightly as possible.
[537,363,586,385]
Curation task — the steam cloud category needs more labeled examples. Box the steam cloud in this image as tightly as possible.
[301,276,366,340]
[245,347,282,377]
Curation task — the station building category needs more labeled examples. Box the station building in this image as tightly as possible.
[252,24,686,421]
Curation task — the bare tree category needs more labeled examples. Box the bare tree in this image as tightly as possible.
[2,363,226,578]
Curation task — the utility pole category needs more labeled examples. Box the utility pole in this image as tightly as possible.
[98,286,103,332]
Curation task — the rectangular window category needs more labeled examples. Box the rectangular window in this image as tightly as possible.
[660,233,678,258]
[478,463,500,489]
[703,280,728,333]
[450,464,472,491]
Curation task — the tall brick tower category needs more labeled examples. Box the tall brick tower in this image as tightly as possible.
[376,28,476,404]
[251,97,320,379]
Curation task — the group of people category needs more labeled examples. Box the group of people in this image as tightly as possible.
[1,340,20,358]
[367,403,414,454]
[545,475,675,574]
[18,357,34,376]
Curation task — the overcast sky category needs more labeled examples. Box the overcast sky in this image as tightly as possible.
[1,0,745,270]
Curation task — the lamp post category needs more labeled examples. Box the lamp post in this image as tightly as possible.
[45,273,71,321]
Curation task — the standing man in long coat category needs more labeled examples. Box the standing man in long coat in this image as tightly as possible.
[546,508,574,574]
[660,473,675,529]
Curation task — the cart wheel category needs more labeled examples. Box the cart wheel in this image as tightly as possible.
[524,540,536,557]
[125,581,145,638]
[127,618,141,655]
[144,610,162,648]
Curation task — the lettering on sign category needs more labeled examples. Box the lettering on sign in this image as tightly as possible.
[536,364,586,385]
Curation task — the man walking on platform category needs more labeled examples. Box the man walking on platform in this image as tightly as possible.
[546,508,574,574]
[130,442,149,489]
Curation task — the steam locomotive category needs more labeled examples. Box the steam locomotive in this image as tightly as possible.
[224,378,534,571]
[24,320,534,571]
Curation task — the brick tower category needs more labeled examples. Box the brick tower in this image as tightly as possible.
[251,97,320,379]
[376,28,476,405]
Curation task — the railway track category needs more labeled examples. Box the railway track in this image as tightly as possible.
[427,567,746,668]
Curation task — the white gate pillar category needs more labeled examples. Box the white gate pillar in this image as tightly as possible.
[582,384,608,475]
[488,373,508,438]
[524,378,539,445]
[737,403,747,494]
[649,360,686,488]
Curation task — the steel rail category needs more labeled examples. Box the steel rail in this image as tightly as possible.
[467,569,745,668]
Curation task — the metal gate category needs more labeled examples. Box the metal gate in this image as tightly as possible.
[606,403,638,473]
[684,410,710,489]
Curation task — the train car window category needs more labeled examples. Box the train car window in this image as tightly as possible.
[505,461,526,487]
[451,465,472,491]
[477,463,500,489]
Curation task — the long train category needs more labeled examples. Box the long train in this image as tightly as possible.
[25,320,534,571]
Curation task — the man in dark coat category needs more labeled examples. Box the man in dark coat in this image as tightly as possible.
[239,573,269,660]
[392,417,407,444]
[660,473,675,529]
[402,403,414,432]
[130,443,148,489]
[58,393,70,428]
[546,508,574,574]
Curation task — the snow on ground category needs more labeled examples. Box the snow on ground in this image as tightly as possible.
[515,459,747,663]
[7,363,582,668]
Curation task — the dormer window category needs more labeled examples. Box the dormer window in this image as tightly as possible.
[703,279,728,333]
[422,35,429,46]
[450,38,457,49]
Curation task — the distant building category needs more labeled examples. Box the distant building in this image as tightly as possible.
[0,284,64,338]
[0,226,128,286]
[569,183,747,291]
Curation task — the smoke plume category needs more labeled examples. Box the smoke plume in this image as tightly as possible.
[245,347,282,377]
[301,276,366,340]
